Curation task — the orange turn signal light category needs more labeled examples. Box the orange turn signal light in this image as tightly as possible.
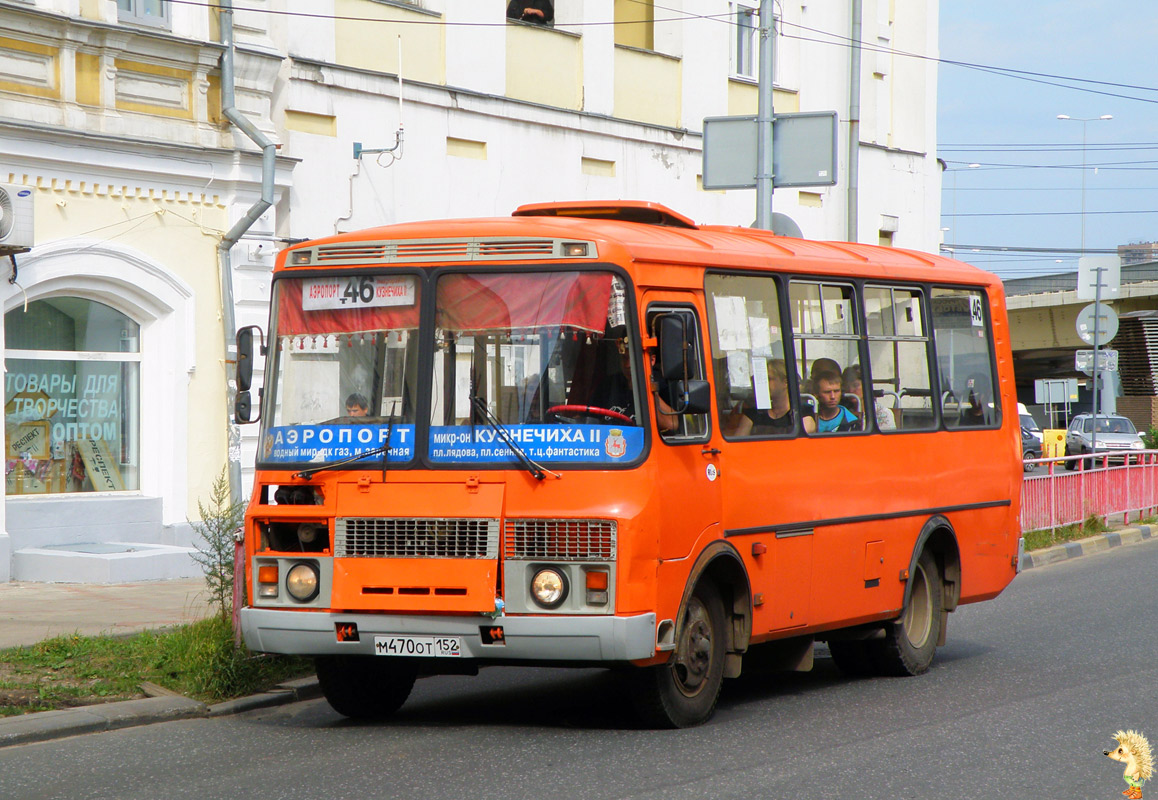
[258,565,279,584]
[585,570,609,591]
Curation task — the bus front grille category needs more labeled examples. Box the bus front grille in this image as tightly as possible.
[503,519,617,561]
[335,518,499,559]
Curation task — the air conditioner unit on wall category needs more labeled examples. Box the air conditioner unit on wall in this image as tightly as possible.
[0,183,35,252]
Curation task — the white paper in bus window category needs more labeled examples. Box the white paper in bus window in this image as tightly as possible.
[455,354,472,419]
[714,296,751,350]
[751,357,771,409]
[969,295,984,327]
[727,350,751,390]
[748,316,772,357]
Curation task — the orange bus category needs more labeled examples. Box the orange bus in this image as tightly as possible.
[235,201,1023,728]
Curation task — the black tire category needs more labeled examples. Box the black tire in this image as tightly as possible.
[315,655,417,719]
[871,549,943,676]
[1022,450,1034,472]
[630,581,727,728]
[1064,445,1076,470]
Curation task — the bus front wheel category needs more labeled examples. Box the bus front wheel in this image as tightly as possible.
[315,655,417,719]
[875,549,943,676]
[631,581,727,729]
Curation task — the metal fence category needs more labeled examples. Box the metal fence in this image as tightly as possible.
[1021,452,1158,532]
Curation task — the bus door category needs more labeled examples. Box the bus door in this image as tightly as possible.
[645,299,722,561]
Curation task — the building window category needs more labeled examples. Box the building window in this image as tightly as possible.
[117,0,171,29]
[733,3,758,78]
[5,298,140,495]
[614,0,654,50]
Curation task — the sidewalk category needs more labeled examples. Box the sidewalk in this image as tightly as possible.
[0,578,213,649]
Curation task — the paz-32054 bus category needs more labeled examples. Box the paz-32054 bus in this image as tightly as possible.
[235,201,1022,728]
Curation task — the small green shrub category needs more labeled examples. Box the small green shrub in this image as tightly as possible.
[190,467,245,619]
[1142,427,1158,450]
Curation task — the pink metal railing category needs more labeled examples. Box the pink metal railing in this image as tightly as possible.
[1021,452,1158,533]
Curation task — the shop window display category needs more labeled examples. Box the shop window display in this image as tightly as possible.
[4,298,140,494]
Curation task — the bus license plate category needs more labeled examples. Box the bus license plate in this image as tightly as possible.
[374,635,462,658]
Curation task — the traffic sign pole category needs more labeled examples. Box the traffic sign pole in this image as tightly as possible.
[754,0,775,231]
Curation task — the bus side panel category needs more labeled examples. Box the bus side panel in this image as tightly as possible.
[720,426,1020,639]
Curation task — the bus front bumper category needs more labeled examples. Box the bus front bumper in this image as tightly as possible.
[241,607,658,662]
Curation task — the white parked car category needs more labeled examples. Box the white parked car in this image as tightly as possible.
[1064,413,1145,469]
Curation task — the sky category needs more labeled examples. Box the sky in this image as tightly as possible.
[937,1,1158,279]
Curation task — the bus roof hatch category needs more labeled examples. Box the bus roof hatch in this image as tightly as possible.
[513,200,699,229]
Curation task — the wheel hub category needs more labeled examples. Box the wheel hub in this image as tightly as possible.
[673,599,713,694]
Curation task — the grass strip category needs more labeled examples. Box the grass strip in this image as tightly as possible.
[0,616,310,717]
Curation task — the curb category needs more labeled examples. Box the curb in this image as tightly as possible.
[0,676,320,749]
[1019,524,1155,569]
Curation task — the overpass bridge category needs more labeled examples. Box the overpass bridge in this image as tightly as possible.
[1004,262,1158,430]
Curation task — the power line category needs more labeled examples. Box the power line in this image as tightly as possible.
[943,187,1158,192]
[164,0,734,27]
[944,210,1158,217]
[940,244,1119,253]
[154,1,1158,108]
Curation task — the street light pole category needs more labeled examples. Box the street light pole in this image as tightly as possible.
[1057,113,1112,455]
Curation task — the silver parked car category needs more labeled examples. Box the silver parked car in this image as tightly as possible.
[1064,413,1145,469]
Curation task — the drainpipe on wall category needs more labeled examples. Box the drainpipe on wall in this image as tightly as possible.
[846,0,862,243]
[218,0,277,507]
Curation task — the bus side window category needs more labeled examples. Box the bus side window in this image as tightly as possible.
[649,307,710,441]
[864,286,934,431]
[789,281,862,435]
[930,288,1000,430]
[703,274,798,439]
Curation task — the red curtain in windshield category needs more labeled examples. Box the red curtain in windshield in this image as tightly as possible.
[436,272,613,333]
[276,279,420,335]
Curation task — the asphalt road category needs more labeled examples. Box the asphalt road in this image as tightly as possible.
[3,539,1156,800]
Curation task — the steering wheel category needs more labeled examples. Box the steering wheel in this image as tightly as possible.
[545,404,634,424]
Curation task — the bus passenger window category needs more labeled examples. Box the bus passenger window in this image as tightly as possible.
[931,288,1000,430]
[864,286,934,431]
[790,281,862,435]
[704,274,803,439]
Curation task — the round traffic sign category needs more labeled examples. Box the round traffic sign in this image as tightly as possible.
[1075,302,1118,346]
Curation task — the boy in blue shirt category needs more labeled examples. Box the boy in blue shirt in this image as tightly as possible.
[813,370,860,433]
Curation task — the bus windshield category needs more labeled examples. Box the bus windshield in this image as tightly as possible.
[261,274,421,465]
[428,270,645,466]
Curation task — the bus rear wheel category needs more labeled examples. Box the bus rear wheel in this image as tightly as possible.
[630,581,726,729]
[873,549,943,676]
[315,655,417,719]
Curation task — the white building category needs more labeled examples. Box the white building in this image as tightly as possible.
[0,0,940,582]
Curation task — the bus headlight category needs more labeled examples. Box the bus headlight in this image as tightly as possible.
[530,568,568,609]
[286,562,320,602]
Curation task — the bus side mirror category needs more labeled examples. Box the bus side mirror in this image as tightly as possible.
[657,314,687,383]
[236,325,265,392]
[235,390,253,423]
[235,388,262,425]
[672,379,711,415]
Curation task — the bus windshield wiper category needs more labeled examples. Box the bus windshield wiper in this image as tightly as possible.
[294,441,390,480]
[469,394,557,481]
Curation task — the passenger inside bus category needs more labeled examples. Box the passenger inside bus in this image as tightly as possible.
[813,369,861,433]
[345,393,369,417]
[589,338,635,420]
[842,365,897,430]
[725,358,816,436]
